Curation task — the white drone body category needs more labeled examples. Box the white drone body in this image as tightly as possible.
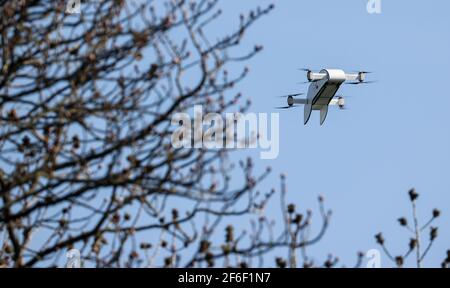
[280,69,371,125]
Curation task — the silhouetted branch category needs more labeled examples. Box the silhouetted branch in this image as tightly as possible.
[375,189,442,268]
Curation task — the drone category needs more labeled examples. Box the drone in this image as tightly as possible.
[277,68,374,125]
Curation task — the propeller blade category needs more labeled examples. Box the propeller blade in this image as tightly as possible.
[349,70,373,74]
[275,105,299,109]
[276,93,304,98]
[345,80,377,85]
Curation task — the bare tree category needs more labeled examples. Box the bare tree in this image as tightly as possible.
[0,0,338,268]
[374,189,446,268]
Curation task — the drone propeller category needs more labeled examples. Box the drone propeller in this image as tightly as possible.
[345,80,377,85]
[298,68,315,82]
[275,105,299,109]
[276,94,296,109]
[276,93,304,98]
[349,70,373,74]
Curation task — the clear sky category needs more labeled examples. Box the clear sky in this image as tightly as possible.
[210,0,450,267]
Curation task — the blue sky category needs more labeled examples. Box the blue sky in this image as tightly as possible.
[209,0,450,267]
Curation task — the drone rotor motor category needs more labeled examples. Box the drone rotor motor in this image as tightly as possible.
[287,96,294,107]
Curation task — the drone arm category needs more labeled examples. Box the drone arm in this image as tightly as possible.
[329,98,339,105]
[308,72,327,81]
[293,98,308,105]
[345,73,360,81]
[345,72,367,82]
